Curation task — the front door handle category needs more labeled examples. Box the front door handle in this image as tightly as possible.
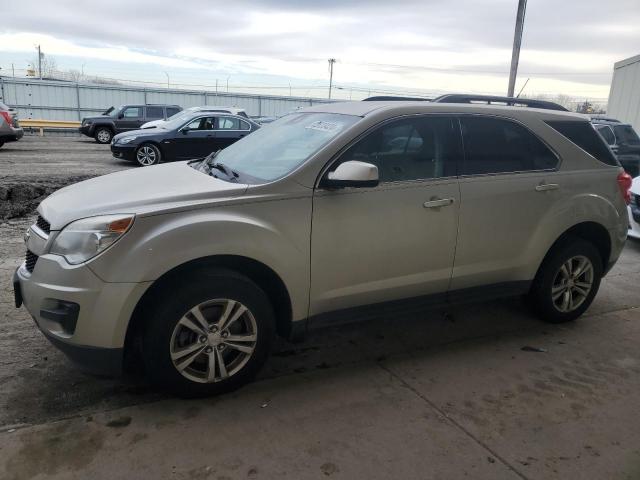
[423,198,454,208]
[535,183,559,192]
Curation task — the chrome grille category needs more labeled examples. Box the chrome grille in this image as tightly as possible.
[25,250,38,273]
[36,215,51,234]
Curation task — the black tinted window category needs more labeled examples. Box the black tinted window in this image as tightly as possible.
[337,116,460,182]
[461,117,558,175]
[613,125,640,145]
[166,107,180,117]
[146,106,164,119]
[185,116,215,130]
[546,121,618,166]
[596,125,616,145]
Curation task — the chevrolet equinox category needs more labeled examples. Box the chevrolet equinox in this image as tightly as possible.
[14,101,632,396]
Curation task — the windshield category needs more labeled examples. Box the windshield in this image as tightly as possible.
[614,125,640,145]
[105,106,122,117]
[207,112,359,182]
[162,113,201,130]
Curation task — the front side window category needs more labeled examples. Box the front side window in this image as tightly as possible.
[122,107,142,119]
[461,116,559,175]
[596,125,616,145]
[217,117,241,130]
[146,106,164,120]
[334,116,460,182]
[185,117,215,131]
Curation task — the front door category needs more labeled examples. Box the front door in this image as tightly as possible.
[172,116,217,160]
[117,106,144,132]
[309,115,462,317]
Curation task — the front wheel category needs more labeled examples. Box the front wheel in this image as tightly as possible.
[528,238,603,323]
[94,127,113,144]
[141,269,275,397]
[136,143,161,166]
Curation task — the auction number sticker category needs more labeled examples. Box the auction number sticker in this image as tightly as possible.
[306,121,341,132]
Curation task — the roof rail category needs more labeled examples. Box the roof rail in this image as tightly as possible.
[363,96,431,102]
[432,94,569,112]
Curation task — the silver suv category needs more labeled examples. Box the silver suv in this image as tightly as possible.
[14,102,632,396]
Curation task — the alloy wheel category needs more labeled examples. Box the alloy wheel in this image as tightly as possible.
[551,255,594,313]
[136,145,158,166]
[169,299,258,384]
[97,129,111,143]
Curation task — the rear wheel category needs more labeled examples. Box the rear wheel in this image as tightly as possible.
[136,143,161,166]
[528,238,602,323]
[94,127,113,144]
[141,269,275,397]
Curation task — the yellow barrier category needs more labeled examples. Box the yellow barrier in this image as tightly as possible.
[20,119,81,136]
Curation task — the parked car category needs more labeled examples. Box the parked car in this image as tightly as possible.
[592,118,640,178]
[140,106,249,129]
[111,112,260,166]
[0,101,23,148]
[79,104,182,144]
[629,176,640,239]
[14,101,631,397]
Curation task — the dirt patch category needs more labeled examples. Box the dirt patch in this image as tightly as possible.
[0,177,91,220]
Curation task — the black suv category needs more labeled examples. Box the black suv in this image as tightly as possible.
[592,118,640,177]
[80,104,182,144]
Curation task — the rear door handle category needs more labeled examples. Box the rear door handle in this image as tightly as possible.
[535,183,559,192]
[423,198,454,208]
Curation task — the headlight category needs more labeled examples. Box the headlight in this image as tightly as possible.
[50,214,134,265]
[118,136,137,144]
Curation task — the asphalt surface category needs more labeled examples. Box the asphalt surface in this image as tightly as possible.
[1,136,640,479]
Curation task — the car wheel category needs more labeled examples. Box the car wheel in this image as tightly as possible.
[136,143,161,166]
[141,268,275,397]
[528,237,602,323]
[95,127,113,144]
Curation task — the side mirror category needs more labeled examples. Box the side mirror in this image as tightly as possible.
[322,160,379,189]
[118,113,124,119]
[181,128,190,135]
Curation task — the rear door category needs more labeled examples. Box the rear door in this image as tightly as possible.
[145,106,165,123]
[214,116,251,150]
[450,115,562,293]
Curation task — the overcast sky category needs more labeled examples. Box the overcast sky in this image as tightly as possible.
[1,0,638,99]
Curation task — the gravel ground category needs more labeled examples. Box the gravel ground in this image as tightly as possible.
[2,136,640,479]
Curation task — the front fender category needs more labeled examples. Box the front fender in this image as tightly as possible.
[88,198,312,321]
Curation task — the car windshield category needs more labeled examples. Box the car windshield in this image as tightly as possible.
[614,125,640,145]
[205,112,360,182]
[106,106,122,117]
[162,114,202,130]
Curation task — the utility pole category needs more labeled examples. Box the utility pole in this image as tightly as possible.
[37,45,42,79]
[507,0,527,97]
[328,58,336,99]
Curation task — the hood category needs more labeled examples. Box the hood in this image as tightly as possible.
[39,162,248,230]
[82,114,112,122]
[113,128,164,141]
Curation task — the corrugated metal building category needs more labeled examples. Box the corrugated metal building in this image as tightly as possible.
[607,54,640,131]
[0,77,337,121]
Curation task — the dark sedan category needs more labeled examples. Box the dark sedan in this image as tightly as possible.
[111,112,260,166]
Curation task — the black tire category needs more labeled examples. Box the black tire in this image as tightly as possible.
[141,268,275,397]
[135,143,161,166]
[528,237,603,323]
[94,127,113,144]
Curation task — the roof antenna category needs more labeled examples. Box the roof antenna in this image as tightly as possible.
[516,78,530,98]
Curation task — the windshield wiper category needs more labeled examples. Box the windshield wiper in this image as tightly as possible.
[203,150,239,180]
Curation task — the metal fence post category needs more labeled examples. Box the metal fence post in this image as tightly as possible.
[0,77,5,102]
[76,83,81,120]
[258,96,262,117]
[143,88,148,105]
[203,91,207,105]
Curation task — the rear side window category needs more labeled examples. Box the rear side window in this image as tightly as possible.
[613,125,640,145]
[145,106,164,120]
[546,121,618,166]
[217,117,241,130]
[460,116,559,175]
[595,125,616,145]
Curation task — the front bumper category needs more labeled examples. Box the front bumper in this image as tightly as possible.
[111,143,137,161]
[78,124,93,137]
[14,244,150,375]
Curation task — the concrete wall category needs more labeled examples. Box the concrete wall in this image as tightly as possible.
[607,55,640,131]
[0,77,336,121]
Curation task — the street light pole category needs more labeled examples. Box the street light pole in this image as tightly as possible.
[163,71,170,89]
[507,0,527,97]
[328,58,336,99]
[37,45,42,80]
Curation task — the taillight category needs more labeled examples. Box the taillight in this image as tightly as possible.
[617,171,633,205]
[0,111,11,125]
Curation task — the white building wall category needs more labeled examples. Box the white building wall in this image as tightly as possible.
[607,55,640,131]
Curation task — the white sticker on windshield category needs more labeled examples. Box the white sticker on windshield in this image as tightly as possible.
[306,120,341,132]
